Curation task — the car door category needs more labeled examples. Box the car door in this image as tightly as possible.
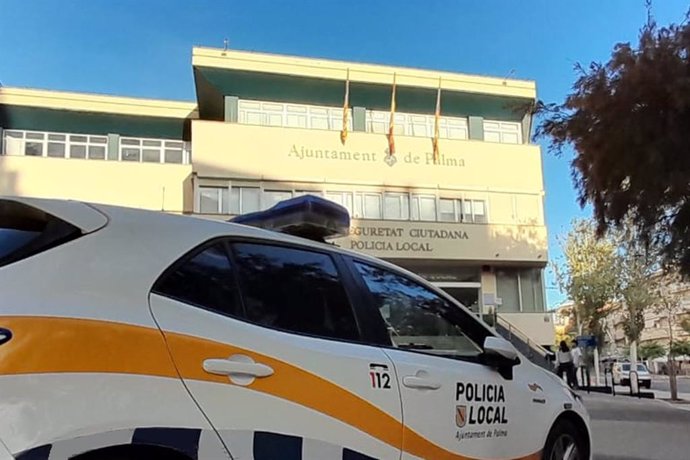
[149,238,403,460]
[349,259,550,460]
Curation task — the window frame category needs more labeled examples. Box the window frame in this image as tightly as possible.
[342,254,495,363]
[383,192,410,221]
[119,136,190,164]
[152,236,387,346]
[2,129,109,160]
[482,120,523,144]
[410,194,437,222]
[197,186,229,214]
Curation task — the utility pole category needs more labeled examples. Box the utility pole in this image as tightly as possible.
[668,311,678,400]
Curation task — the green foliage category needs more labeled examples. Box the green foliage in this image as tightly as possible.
[554,219,619,343]
[670,339,690,358]
[537,10,690,275]
[639,341,666,360]
[617,226,658,343]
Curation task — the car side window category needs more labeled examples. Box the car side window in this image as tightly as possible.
[154,242,242,318]
[231,242,360,341]
[354,261,483,359]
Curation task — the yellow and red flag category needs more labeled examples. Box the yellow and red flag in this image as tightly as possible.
[432,77,442,163]
[387,73,397,156]
[340,68,350,145]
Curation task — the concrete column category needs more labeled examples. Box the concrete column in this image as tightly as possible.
[224,96,239,123]
[468,116,484,141]
[521,112,532,144]
[107,134,119,161]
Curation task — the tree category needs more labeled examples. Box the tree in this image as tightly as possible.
[616,226,658,380]
[669,339,690,358]
[653,271,685,400]
[638,342,665,360]
[681,315,690,335]
[537,8,690,275]
[554,219,619,348]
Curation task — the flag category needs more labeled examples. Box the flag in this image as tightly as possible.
[387,73,397,156]
[340,68,350,145]
[432,77,442,164]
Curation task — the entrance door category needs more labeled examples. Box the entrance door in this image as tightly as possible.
[149,239,403,459]
[351,260,545,460]
[434,282,481,315]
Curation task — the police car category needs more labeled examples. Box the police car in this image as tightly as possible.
[0,195,591,460]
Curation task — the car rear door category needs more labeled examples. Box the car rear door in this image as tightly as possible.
[149,238,403,460]
[348,259,548,460]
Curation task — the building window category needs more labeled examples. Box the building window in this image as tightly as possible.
[383,192,410,220]
[367,111,468,140]
[198,186,229,214]
[2,129,108,160]
[355,193,383,219]
[120,137,190,164]
[462,200,487,223]
[238,100,352,132]
[411,195,436,221]
[229,187,260,214]
[439,198,462,222]
[262,190,293,209]
[496,268,545,313]
[482,120,522,144]
[325,192,354,215]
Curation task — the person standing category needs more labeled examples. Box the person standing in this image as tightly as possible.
[556,340,577,388]
[570,339,583,388]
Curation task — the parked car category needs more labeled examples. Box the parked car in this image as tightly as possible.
[0,195,592,460]
[612,362,652,388]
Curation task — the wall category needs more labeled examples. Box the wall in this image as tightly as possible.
[332,219,546,263]
[192,121,545,193]
[499,312,555,346]
[0,156,192,213]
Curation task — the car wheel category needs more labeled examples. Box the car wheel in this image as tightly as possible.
[543,419,586,460]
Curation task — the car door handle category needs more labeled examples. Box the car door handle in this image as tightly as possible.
[203,359,274,378]
[402,376,442,390]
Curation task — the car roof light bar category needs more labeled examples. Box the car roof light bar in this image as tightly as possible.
[229,194,350,243]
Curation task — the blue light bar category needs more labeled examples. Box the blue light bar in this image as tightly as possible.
[229,194,350,242]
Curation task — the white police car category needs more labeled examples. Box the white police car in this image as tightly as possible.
[0,195,591,460]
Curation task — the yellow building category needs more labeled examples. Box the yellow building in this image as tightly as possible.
[0,47,554,346]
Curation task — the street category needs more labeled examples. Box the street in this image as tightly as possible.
[582,392,690,460]
[649,375,690,395]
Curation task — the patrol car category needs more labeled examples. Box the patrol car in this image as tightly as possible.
[0,195,591,460]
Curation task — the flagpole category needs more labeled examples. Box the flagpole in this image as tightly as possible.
[433,76,442,164]
[388,73,397,156]
[340,68,350,145]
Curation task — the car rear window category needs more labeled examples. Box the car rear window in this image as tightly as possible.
[0,200,81,267]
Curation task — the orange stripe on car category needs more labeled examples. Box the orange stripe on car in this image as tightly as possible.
[0,316,540,460]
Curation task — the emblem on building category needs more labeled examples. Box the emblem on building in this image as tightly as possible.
[384,153,397,167]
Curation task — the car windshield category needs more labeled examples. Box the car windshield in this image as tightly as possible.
[621,363,647,372]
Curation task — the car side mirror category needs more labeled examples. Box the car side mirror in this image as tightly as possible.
[482,336,520,380]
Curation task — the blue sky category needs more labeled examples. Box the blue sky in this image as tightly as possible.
[2,0,688,307]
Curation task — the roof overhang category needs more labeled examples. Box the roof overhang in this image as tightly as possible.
[192,47,536,122]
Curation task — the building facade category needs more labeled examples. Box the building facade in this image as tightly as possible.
[0,47,554,346]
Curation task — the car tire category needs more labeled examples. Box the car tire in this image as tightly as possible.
[542,418,587,460]
[643,382,651,389]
